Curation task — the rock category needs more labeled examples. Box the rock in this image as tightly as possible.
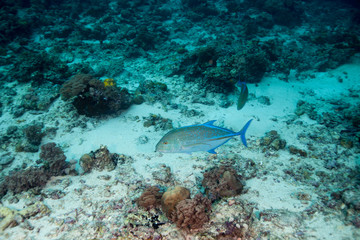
[258,96,271,105]
[340,138,353,149]
[79,146,120,172]
[288,145,307,157]
[79,154,94,173]
[260,130,286,150]
[0,153,15,166]
[342,189,360,210]
[152,165,172,184]
[138,135,149,144]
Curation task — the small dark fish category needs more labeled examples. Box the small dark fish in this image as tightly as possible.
[236,81,248,110]
[155,119,252,154]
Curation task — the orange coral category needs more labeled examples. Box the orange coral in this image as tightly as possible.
[161,186,190,218]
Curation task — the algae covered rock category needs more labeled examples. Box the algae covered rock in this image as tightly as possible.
[134,80,169,105]
[260,130,286,151]
[79,145,124,173]
[0,201,50,231]
[202,166,244,201]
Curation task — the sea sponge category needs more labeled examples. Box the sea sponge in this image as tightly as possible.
[170,194,212,231]
[161,186,190,218]
[103,78,116,87]
[137,186,163,210]
[202,166,244,201]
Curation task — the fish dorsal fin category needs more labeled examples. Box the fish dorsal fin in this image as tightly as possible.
[203,120,216,126]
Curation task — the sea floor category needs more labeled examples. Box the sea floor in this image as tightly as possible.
[0,59,359,239]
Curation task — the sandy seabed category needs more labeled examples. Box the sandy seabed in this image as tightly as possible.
[0,60,359,239]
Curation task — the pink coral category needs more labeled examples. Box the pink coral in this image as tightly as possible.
[170,194,211,231]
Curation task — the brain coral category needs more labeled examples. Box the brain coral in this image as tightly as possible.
[137,186,163,210]
[60,73,95,100]
[161,186,190,218]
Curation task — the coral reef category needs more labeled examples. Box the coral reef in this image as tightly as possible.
[24,123,44,146]
[137,186,163,210]
[170,194,212,232]
[60,74,132,117]
[202,166,244,201]
[161,186,190,218]
[10,51,70,85]
[19,83,60,112]
[2,167,49,195]
[0,142,69,198]
[79,145,120,173]
[40,142,69,176]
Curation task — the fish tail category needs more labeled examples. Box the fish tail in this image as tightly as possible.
[237,119,252,147]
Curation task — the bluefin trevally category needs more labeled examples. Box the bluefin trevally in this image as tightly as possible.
[236,81,248,110]
[155,119,252,154]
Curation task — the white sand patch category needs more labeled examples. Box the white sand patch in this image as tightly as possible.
[242,177,314,211]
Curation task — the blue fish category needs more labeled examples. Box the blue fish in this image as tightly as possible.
[155,119,252,154]
[236,81,248,110]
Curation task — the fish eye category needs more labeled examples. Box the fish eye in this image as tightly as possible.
[163,141,168,145]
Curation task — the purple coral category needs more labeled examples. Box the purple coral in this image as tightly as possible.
[3,167,50,194]
[0,142,68,198]
[40,142,69,176]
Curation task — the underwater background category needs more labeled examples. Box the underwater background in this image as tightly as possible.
[0,0,359,239]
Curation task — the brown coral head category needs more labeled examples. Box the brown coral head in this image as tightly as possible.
[202,166,244,201]
[170,194,212,231]
[161,186,190,218]
[60,73,97,100]
[137,186,163,211]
